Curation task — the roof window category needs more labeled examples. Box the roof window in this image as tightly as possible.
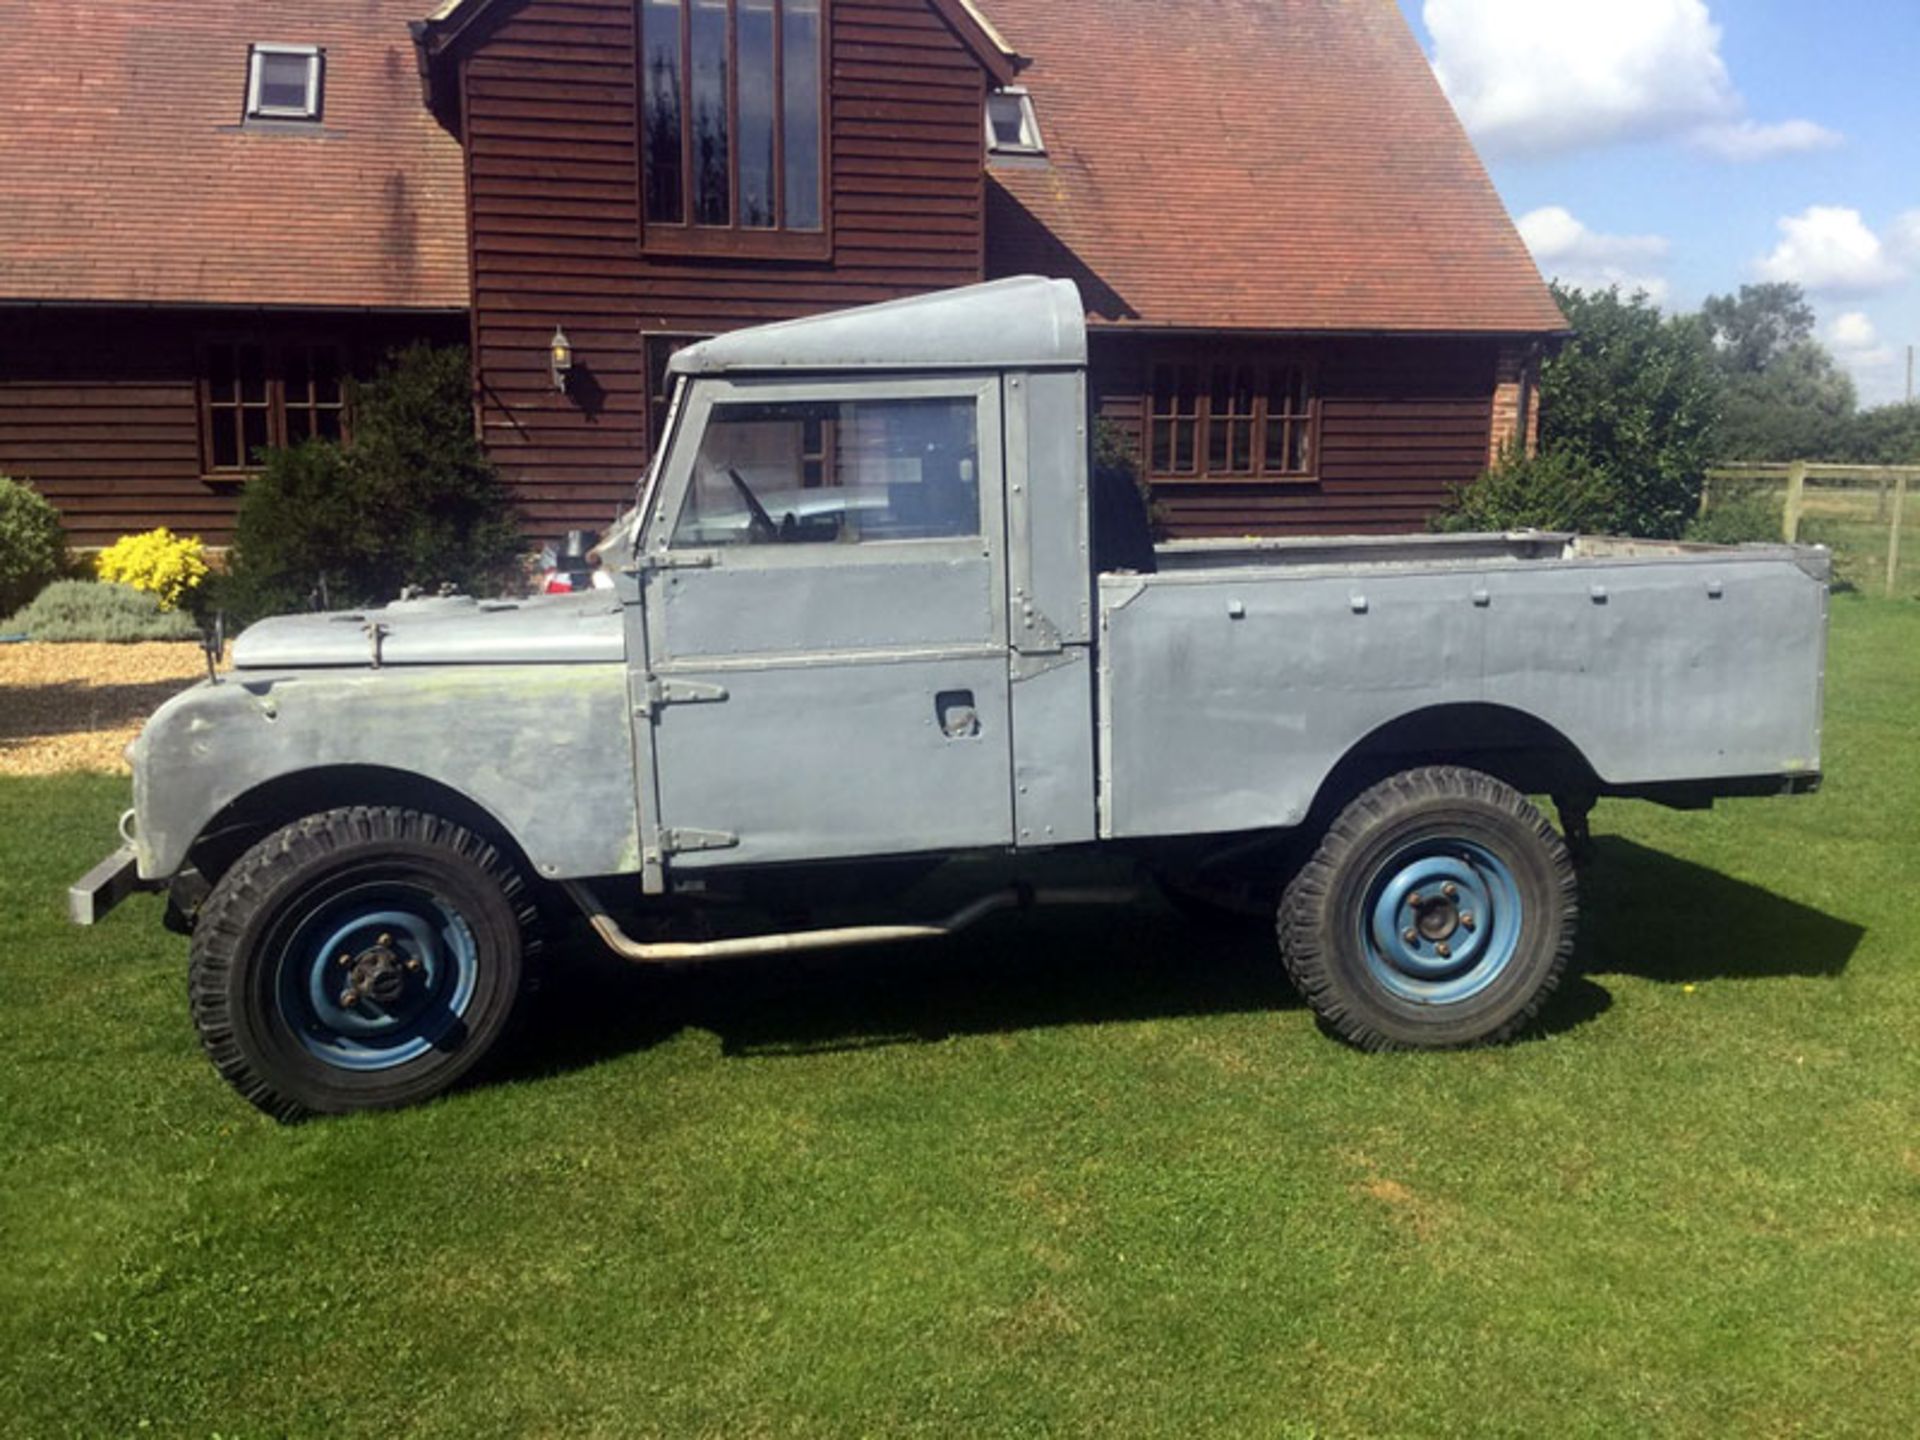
[246,44,324,122]
[986,87,1044,157]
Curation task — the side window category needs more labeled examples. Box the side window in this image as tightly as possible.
[672,395,980,548]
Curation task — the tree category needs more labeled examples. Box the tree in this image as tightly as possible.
[1701,282,1857,461]
[1701,283,1817,374]
[1438,285,1722,538]
[222,344,522,619]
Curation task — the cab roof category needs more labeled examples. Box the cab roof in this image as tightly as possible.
[668,277,1088,378]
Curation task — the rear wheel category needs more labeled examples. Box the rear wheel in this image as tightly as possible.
[189,807,538,1121]
[1278,767,1576,1049]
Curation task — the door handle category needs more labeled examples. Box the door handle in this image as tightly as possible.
[935,690,981,739]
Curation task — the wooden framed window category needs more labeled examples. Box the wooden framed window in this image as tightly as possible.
[638,0,829,259]
[246,44,324,122]
[199,339,348,474]
[1148,357,1316,482]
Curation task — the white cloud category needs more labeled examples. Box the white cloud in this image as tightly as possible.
[1756,207,1907,295]
[1888,210,1920,266]
[1689,119,1843,163]
[1517,206,1672,303]
[1825,311,1897,369]
[1423,0,1838,162]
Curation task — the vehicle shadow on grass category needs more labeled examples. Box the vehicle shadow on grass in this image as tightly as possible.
[502,836,1854,1084]
[502,898,1617,1081]
[1578,837,1865,983]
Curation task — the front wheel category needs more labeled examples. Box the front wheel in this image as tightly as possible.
[189,807,538,1121]
[1278,767,1576,1050]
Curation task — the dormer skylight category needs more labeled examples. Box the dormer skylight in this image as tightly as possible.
[246,44,324,122]
[986,87,1044,157]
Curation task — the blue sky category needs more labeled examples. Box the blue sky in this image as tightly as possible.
[1395,0,1920,406]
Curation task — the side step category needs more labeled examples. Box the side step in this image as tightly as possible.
[561,881,1138,964]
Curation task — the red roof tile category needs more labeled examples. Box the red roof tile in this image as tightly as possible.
[981,0,1566,335]
[0,1,467,310]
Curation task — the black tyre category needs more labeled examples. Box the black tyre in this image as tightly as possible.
[1278,767,1576,1050]
[189,807,538,1121]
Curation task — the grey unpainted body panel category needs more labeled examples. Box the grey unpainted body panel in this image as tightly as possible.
[131,663,640,882]
[1098,544,1828,839]
[231,592,625,669]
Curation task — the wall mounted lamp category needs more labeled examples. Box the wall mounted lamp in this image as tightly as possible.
[549,326,574,393]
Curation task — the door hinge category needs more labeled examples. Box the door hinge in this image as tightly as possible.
[630,549,716,576]
[639,676,730,721]
[660,827,739,856]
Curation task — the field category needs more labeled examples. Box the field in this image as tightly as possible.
[1,596,1916,1437]
[1702,475,1920,597]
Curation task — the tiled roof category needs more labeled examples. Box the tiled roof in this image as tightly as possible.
[981,0,1567,335]
[0,1,468,310]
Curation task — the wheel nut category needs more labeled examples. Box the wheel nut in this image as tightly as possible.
[339,989,359,1008]
[1408,892,1424,907]
[1442,883,1458,899]
[377,933,392,947]
[1436,942,1452,959]
[337,952,352,967]
[1460,913,1476,931]
[405,957,422,972]
[1403,928,1419,945]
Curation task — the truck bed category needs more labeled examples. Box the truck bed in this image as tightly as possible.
[1096,532,1829,840]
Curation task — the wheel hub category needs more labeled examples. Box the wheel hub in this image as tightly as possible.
[342,937,416,1008]
[1360,842,1525,1005]
[1413,896,1460,942]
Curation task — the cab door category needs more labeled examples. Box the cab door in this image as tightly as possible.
[632,373,1013,884]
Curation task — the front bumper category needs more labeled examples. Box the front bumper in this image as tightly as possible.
[68,845,156,926]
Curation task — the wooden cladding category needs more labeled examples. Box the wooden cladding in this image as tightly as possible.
[1148,357,1315,484]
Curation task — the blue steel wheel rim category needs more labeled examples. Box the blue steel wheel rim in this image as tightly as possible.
[1356,839,1523,1006]
[274,883,480,1072]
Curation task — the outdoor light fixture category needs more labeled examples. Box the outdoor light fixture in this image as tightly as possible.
[549,326,574,393]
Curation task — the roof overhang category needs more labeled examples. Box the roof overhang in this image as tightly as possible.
[412,0,1022,120]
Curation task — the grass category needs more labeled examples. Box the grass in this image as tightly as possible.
[1703,479,1920,597]
[2,595,1917,1438]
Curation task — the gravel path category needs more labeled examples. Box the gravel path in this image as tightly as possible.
[0,642,215,776]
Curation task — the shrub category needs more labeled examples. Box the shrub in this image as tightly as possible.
[222,343,522,621]
[1433,447,1622,535]
[4,580,200,642]
[94,527,209,611]
[0,475,67,616]
[1685,492,1784,545]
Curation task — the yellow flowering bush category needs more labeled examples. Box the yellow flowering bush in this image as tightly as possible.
[94,527,209,612]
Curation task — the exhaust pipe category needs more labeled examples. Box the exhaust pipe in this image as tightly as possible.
[562,882,1138,965]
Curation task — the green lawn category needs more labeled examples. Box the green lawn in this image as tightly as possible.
[3,596,1917,1438]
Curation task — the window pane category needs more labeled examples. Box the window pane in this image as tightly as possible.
[642,0,685,224]
[782,0,822,231]
[212,413,240,469]
[1174,420,1195,473]
[675,396,981,547]
[1207,411,1227,473]
[242,407,268,463]
[238,345,267,403]
[690,0,730,226]
[738,0,777,228]
[256,52,314,114]
[286,410,311,445]
[988,94,1025,147]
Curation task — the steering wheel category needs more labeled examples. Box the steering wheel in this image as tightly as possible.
[725,467,780,544]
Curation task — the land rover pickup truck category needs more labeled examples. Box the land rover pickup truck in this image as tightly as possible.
[71,277,1830,1119]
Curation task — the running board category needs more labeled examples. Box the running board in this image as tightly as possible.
[561,882,1139,964]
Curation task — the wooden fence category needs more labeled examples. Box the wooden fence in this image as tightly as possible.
[1704,462,1917,598]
